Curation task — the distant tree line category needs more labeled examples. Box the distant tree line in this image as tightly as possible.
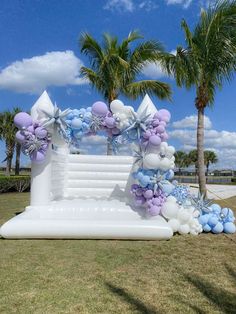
[174,150,218,176]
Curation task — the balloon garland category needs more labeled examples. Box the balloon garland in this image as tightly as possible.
[14,98,236,235]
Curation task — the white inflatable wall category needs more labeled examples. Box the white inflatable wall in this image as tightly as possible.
[0,92,173,240]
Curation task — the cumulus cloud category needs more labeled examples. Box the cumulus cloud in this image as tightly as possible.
[172,115,212,129]
[103,0,134,12]
[104,0,158,13]
[165,0,193,9]
[0,51,87,94]
[169,116,236,169]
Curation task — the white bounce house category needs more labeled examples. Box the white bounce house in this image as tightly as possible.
[0,92,174,240]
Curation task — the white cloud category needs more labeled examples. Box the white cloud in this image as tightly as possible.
[103,0,134,12]
[172,115,212,129]
[166,0,193,9]
[139,1,159,11]
[142,50,176,79]
[104,0,159,13]
[142,61,167,79]
[81,135,107,145]
[169,117,236,169]
[0,51,87,94]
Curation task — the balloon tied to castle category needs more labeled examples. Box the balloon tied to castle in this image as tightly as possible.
[0,91,235,239]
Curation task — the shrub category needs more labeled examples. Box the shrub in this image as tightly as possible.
[0,176,30,193]
[231,178,236,183]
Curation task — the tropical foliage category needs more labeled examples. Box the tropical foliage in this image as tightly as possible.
[0,108,21,176]
[160,0,236,195]
[79,30,171,103]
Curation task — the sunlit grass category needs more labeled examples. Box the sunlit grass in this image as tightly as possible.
[0,193,235,313]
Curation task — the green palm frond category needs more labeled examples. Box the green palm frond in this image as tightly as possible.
[124,80,171,100]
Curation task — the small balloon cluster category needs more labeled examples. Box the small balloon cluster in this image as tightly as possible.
[198,203,236,234]
[14,112,51,163]
[142,110,170,147]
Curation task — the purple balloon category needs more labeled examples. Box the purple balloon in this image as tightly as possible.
[149,135,161,146]
[136,188,144,196]
[148,205,161,216]
[143,189,154,199]
[104,116,116,128]
[27,125,35,134]
[158,109,171,123]
[156,125,165,133]
[14,112,33,129]
[161,132,169,141]
[143,130,152,139]
[135,196,146,206]
[30,151,45,163]
[35,127,47,139]
[15,130,26,143]
[92,101,108,117]
[152,198,161,206]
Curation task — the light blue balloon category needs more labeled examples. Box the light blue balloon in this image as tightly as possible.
[223,222,236,234]
[87,107,92,112]
[199,214,209,225]
[71,118,83,129]
[66,112,74,120]
[162,183,174,196]
[72,109,80,115]
[208,215,218,227]
[65,119,72,125]
[79,108,86,114]
[210,204,221,214]
[203,224,211,232]
[212,222,223,234]
[166,169,174,180]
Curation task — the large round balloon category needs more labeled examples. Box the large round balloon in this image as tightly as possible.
[30,151,46,163]
[15,130,26,143]
[92,101,108,117]
[14,112,33,129]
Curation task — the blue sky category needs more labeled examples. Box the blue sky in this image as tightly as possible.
[0,0,235,169]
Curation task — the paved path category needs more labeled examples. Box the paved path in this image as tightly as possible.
[188,184,236,200]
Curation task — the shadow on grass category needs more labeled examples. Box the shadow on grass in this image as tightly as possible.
[105,282,159,314]
[181,264,236,314]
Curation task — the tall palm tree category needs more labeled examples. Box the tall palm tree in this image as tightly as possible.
[15,142,21,175]
[204,150,218,177]
[188,149,198,176]
[80,31,171,103]
[0,108,21,176]
[79,31,171,154]
[160,1,236,196]
[174,151,189,175]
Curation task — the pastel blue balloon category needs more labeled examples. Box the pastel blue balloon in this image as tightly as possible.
[166,169,174,180]
[65,119,72,125]
[66,112,74,120]
[73,131,83,138]
[203,224,211,232]
[72,109,80,115]
[212,222,223,234]
[199,214,209,225]
[71,118,83,129]
[162,183,174,196]
[87,107,92,112]
[223,222,236,234]
[80,108,86,114]
[208,215,218,227]
[210,204,221,214]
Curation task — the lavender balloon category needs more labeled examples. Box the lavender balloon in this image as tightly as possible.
[92,101,108,117]
[14,112,33,129]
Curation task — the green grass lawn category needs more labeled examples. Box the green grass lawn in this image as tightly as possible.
[0,193,236,314]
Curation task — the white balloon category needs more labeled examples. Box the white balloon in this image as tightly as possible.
[177,209,191,223]
[162,201,179,219]
[166,196,177,203]
[168,218,180,232]
[179,224,190,235]
[110,100,125,113]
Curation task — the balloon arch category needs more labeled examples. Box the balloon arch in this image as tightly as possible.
[0,91,235,239]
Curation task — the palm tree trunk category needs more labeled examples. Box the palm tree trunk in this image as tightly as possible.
[5,141,14,176]
[15,142,21,175]
[197,107,206,197]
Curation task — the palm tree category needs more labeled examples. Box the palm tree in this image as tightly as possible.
[15,142,21,175]
[174,151,189,175]
[0,108,21,176]
[188,149,198,176]
[79,31,171,154]
[204,150,218,177]
[160,1,236,196]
